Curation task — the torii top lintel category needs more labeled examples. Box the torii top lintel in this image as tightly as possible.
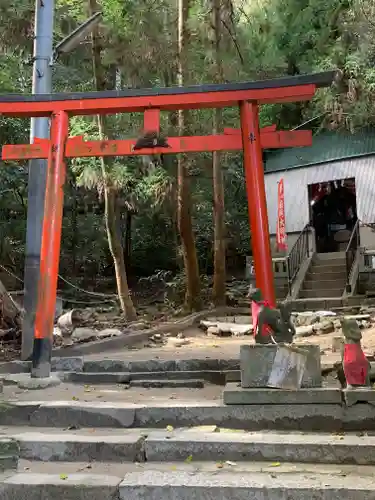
[0,71,336,117]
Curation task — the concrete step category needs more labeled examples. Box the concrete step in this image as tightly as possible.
[0,438,18,471]
[2,461,375,500]
[291,297,344,311]
[144,428,375,465]
[306,270,347,281]
[0,358,241,377]
[82,358,240,374]
[6,428,145,463]
[1,399,375,432]
[313,259,346,269]
[309,262,346,273]
[315,251,346,260]
[299,288,344,299]
[313,253,346,264]
[129,379,205,389]
[61,370,239,386]
[3,373,206,390]
[0,357,84,375]
[303,279,346,291]
[5,427,375,465]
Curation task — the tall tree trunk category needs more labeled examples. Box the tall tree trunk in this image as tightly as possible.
[124,210,132,274]
[177,0,201,311]
[211,0,226,305]
[70,178,78,276]
[89,0,136,320]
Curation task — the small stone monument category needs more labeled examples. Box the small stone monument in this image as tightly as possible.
[223,288,325,405]
[240,343,322,389]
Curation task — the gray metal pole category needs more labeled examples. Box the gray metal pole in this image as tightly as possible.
[21,0,55,361]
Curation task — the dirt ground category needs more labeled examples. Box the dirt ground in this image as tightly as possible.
[85,325,375,368]
[3,327,375,404]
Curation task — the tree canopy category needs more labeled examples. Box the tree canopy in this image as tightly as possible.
[0,0,373,311]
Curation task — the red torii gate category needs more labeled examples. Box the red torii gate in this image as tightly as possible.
[0,70,335,376]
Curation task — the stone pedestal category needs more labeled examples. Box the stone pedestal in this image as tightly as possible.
[240,344,322,388]
[223,383,341,405]
[343,387,375,407]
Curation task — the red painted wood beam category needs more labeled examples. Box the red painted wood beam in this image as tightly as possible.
[2,130,312,161]
[143,109,160,131]
[224,125,277,135]
[0,84,316,117]
[240,101,275,306]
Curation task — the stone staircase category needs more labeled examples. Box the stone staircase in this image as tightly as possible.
[299,251,347,299]
[1,426,375,499]
[1,356,375,498]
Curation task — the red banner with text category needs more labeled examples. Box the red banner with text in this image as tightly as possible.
[276,178,287,251]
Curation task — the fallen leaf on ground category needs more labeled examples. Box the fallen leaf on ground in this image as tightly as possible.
[187,425,218,433]
[218,428,244,433]
[59,474,68,480]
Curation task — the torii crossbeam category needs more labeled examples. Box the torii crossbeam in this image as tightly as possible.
[0,70,336,377]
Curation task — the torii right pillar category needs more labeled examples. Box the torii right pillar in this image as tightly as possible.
[240,101,275,306]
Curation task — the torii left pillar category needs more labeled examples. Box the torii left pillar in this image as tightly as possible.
[31,110,68,378]
[240,101,275,307]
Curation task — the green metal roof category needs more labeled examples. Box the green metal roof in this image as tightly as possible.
[263,130,375,173]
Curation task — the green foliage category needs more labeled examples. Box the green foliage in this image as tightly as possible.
[0,0,373,300]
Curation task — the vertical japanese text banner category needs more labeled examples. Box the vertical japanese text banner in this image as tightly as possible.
[276,178,287,251]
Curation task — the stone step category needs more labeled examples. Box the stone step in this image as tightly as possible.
[5,428,145,463]
[0,357,84,375]
[6,426,375,465]
[1,400,375,432]
[223,385,341,405]
[315,251,346,260]
[83,358,240,374]
[0,438,18,471]
[299,288,344,299]
[144,428,375,465]
[306,270,347,281]
[302,279,346,291]
[309,262,346,273]
[0,358,241,377]
[2,461,375,500]
[313,260,346,270]
[61,369,239,385]
[1,467,122,500]
[129,379,205,389]
[291,297,344,311]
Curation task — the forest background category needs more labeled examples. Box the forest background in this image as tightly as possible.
[0,0,373,318]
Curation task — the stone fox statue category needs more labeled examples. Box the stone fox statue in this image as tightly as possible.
[133,131,170,150]
[133,131,171,172]
[248,288,295,344]
[341,318,370,388]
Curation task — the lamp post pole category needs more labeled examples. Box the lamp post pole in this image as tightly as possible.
[22,0,55,361]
